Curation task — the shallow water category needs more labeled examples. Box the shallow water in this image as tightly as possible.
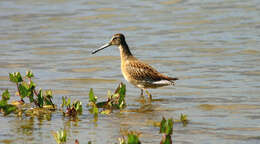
[0,0,260,143]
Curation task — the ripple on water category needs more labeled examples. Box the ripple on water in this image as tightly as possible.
[198,104,260,111]
[53,78,118,84]
[59,67,106,73]
[237,49,260,56]
[241,71,260,76]
[160,0,183,5]
[77,14,118,21]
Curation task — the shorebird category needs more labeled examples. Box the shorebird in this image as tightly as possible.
[92,33,178,99]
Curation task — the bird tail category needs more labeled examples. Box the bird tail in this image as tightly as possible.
[160,76,178,85]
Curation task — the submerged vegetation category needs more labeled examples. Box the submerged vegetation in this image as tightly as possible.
[1,70,189,143]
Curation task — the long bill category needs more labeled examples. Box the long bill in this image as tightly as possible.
[92,43,111,54]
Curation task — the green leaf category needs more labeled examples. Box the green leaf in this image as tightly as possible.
[127,133,141,144]
[44,90,54,105]
[89,88,97,103]
[118,83,126,107]
[62,96,66,108]
[66,98,71,107]
[45,89,53,98]
[0,90,17,115]
[29,81,36,89]
[54,129,67,144]
[3,105,17,116]
[111,82,126,109]
[73,100,82,113]
[160,117,173,135]
[2,89,10,101]
[160,117,166,133]
[9,72,23,83]
[26,70,34,78]
[28,92,34,103]
[18,82,30,99]
[0,100,7,108]
[37,89,44,108]
[180,113,188,126]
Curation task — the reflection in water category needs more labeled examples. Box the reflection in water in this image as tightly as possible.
[0,0,260,143]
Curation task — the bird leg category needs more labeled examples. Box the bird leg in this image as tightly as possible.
[140,89,143,96]
[145,90,152,100]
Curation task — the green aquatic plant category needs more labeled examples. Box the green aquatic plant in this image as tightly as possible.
[0,89,17,116]
[160,117,173,135]
[88,82,126,114]
[118,131,141,144]
[160,117,173,144]
[89,88,97,104]
[108,82,126,109]
[62,96,83,117]
[53,128,67,144]
[9,70,55,108]
[87,88,100,122]
[180,113,188,126]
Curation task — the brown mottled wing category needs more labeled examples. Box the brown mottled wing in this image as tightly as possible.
[125,60,177,82]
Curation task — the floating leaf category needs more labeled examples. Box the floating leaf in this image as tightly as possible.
[100,109,111,115]
[3,105,17,116]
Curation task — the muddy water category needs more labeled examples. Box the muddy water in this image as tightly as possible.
[0,0,260,143]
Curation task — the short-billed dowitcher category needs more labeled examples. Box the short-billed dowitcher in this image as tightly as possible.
[92,33,178,99]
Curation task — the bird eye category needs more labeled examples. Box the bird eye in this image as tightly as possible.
[113,37,119,41]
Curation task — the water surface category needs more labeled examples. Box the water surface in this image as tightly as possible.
[0,0,260,143]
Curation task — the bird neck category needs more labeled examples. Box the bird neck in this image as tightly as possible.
[119,41,133,61]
